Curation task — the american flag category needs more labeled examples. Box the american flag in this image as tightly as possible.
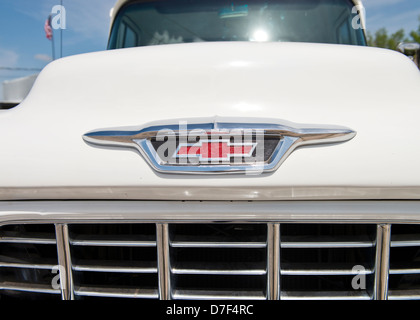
[44,15,53,40]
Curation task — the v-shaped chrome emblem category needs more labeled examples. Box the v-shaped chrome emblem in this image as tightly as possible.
[83,117,356,174]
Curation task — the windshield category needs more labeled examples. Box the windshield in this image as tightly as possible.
[108,0,366,49]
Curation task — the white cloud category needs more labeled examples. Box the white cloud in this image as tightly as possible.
[34,54,52,62]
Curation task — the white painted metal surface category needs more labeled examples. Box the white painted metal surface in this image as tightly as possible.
[0,42,419,199]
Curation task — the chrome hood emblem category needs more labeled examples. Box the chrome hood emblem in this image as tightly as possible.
[83,117,356,174]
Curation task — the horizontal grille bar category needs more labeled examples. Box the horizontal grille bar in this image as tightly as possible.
[0,236,56,245]
[389,268,420,275]
[0,260,57,270]
[172,263,267,276]
[391,234,420,247]
[70,238,156,247]
[0,281,60,294]
[281,291,372,300]
[281,264,374,276]
[171,241,266,248]
[74,286,159,299]
[388,290,420,300]
[172,289,266,300]
[281,235,375,248]
[72,260,157,273]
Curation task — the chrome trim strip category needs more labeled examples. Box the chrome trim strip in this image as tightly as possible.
[2,186,420,201]
[267,223,280,300]
[156,223,171,300]
[55,224,74,300]
[2,201,420,225]
[373,224,391,300]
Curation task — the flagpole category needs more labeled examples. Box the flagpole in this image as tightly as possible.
[52,33,56,61]
[60,0,63,58]
[49,15,56,61]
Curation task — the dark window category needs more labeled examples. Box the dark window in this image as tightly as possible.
[108,0,366,49]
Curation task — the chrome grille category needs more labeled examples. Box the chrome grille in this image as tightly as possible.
[0,217,419,300]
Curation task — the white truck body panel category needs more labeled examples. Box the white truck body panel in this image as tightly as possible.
[0,42,419,200]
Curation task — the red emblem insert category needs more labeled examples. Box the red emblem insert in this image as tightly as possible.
[175,140,256,161]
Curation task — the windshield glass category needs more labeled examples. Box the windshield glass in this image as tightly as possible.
[108,0,366,49]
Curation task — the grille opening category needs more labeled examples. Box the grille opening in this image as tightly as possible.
[71,246,157,263]
[389,225,420,298]
[391,224,420,235]
[0,267,56,286]
[0,243,58,264]
[73,271,158,289]
[173,247,265,265]
[389,274,420,291]
[170,224,267,242]
[0,224,56,236]
[281,247,374,265]
[281,274,375,292]
[0,223,57,243]
[281,224,377,239]
[69,223,156,244]
[389,247,420,270]
[0,291,61,300]
[174,274,266,292]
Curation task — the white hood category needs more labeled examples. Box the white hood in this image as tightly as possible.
[1,42,420,200]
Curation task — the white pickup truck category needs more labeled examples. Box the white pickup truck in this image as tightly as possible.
[0,0,420,301]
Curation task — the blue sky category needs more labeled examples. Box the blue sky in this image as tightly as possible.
[1,0,420,100]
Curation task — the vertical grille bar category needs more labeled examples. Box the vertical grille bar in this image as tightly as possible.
[267,223,280,300]
[373,224,391,300]
[156,223,171,300]
[55,224,74,300]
